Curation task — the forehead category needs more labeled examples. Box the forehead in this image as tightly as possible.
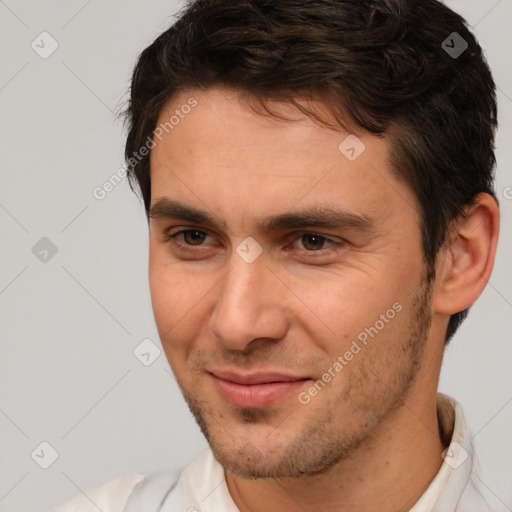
[149,87,419,229]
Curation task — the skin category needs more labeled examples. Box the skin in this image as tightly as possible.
[147,87,499,512]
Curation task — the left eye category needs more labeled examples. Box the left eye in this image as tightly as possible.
[292,233,335,251]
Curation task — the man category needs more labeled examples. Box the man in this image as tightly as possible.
[51,0,505,510]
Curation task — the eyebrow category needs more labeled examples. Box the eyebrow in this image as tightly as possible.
[149,198,375,234]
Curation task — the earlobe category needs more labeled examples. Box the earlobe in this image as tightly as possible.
[432,192,500,315]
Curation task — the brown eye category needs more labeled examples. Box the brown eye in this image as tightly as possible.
[181,230,207,245]
[166,229,212,247]
[299,234,329,251]
[289,232,344,259]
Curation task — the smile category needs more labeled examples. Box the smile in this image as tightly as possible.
[210,372,311,408]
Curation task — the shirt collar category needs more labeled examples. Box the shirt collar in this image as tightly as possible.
[410,392,475,511]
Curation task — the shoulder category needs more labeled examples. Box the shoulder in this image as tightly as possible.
[49,474,146,512]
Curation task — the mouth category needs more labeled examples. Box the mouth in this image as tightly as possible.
[209,369,312,408]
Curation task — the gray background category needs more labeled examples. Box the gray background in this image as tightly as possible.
[0,1,511,511]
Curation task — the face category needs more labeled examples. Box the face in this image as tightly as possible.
[148,87,434,479]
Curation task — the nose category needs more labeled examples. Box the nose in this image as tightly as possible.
[208,250,288,352]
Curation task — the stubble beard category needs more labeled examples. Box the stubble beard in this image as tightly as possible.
[176,275,434,479]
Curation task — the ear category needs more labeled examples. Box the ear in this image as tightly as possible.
[432,192,500,315]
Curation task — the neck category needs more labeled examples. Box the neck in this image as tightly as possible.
[225,387,448,512]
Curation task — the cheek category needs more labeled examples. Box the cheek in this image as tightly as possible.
[290,266,406,353]
[148,254,208,351]
[149,260,232,388]
[149,267,210,380]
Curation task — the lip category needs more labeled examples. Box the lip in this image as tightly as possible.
[211,369,309,385]
[210,369,311,408]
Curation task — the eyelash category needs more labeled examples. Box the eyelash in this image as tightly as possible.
[164,229,342,258]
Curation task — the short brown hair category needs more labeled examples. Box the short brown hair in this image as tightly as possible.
[122,0,498,343]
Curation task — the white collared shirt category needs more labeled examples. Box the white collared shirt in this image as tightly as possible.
[50,393,509,511]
